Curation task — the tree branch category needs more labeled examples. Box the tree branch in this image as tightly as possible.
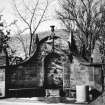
[33,0,48,34]
[14,1,30,28]
[80,0,88,13]
[22,0,32,14]
[30,0,39,28]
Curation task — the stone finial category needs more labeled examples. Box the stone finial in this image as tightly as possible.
[50,25,55,32]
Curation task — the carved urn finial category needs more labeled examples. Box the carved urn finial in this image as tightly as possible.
[50,25,55,33]
[50,25,55,53]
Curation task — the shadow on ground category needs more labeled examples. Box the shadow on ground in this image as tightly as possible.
[6,89,76,103]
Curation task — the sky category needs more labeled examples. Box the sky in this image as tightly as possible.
[0,0,62,33]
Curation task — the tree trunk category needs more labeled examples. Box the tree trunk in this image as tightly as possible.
[29,33,33,56]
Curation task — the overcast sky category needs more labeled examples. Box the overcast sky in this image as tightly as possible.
[0,0,61,32]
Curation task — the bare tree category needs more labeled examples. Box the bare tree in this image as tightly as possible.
[14,28,29,59]
[12,0,48,56]
[6,19,29,59]
[56,0,105,61]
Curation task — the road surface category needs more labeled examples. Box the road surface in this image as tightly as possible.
[0,97,88,105]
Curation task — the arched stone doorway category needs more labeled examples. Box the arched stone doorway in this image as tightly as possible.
[36,36,72,94]
[44,53,64,89]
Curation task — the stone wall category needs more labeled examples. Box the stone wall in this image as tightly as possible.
[7,36,102,93]
[70,57,102,91]
[7,36,71,90]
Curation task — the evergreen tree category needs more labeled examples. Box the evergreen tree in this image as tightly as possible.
[69,31,78,55]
